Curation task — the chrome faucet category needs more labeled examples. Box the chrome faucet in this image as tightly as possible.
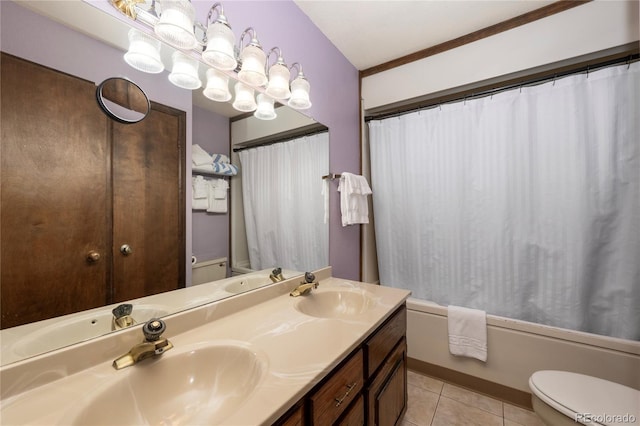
[270,267,285,283]
[290,272,319,297]
[111,303,136,331]
[112,318,173,370]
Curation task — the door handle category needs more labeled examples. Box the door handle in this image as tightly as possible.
[120,244,133,256]
[87,251,101,263]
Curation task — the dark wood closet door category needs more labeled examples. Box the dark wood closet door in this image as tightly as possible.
[111,103,185,302]
[1,53,110,328]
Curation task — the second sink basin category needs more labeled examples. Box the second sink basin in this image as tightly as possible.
[71,343,267,425]
[295,289,376,319]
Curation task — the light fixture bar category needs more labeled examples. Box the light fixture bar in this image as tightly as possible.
[116,1,312,116]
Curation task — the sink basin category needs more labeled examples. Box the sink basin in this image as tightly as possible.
[295,289,376,319]
[12,304,170,358]
[72,343,266,425]
[225,275,271,294]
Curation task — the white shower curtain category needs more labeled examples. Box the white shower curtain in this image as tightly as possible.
[238,132,329,272]
[368,63,640,340]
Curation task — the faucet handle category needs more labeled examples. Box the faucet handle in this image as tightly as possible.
[304,272,316,283]
[142,318,166,342]
[112,303,133,319]
[272,267,282,276]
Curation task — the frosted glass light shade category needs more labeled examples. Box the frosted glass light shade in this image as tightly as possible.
[254,94,277,120]
[124,29,164,74]
[168,51,201,90]
[288,76,312,109]
[154,0,197,50]
[202,22,237,71]
[232,82,257,112]
[238,45,267,87]
[203,68,231,102]
[265,63,291,100]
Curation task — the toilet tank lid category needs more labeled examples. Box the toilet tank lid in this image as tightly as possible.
[529,371,640,425]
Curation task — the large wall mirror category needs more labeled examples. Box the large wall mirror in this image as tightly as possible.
[0,0,329,366]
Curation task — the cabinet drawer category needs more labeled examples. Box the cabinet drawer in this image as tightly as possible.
[365,306,406,377]
[366,338,407,426]
[310,349,364,426]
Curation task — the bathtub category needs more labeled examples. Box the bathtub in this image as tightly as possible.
[406,297,640,406]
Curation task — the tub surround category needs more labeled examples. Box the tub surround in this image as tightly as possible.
[0,268,410,425]
[406,298,640,409]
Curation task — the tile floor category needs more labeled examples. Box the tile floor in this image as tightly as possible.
[402,370,545,426]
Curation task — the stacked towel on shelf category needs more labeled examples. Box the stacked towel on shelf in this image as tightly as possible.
[191,177,229,213]
[447,305,487,362]
[207,178,229,213]
[192,144,213,166]
[337,172,372,226]
[191,144,238,176]
[192,175,208,199]
[193,162,238,176]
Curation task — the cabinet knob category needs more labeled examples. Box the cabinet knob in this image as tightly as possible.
[120,244,133,256]
[87,251,101,263]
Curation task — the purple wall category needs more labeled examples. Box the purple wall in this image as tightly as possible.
[193,1,361,280]
[191,106,230,264]
[0,2,191,115]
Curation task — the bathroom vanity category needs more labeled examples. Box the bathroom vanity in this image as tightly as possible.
[0,268,410,425]
[277,305,407,425]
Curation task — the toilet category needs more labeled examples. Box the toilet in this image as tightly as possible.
[529,370,640,425]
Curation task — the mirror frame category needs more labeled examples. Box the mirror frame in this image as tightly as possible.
[96,77,151,124]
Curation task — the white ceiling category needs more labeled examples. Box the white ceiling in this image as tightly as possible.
[293,0,555,71]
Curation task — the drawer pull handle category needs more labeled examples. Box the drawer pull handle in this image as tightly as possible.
[334,382,358,407]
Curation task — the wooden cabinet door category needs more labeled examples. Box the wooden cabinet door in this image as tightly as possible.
[1,53,109,328]
[111,103,185,302]
[366,339,407,426]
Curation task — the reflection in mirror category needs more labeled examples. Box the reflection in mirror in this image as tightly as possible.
[96,77,150,123]
[236,130,329,271]
[0,0,326,366]
[230,111,330,274]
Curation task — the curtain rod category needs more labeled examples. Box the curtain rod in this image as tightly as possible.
[365,54,638,123]
[232,128,328,153]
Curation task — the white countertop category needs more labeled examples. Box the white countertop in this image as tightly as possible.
[0,274,410,425]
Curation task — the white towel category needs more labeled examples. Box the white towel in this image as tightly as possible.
[213,178,228,199]
[207,179,228,213]
[192,144,212,166]
[447,305,487,362]
[192,176,207,199]
[337,172,372,226]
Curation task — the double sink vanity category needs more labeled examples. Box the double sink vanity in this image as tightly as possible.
[0,267,410,425]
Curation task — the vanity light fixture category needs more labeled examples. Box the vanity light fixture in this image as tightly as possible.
[265,47,291,100]
[203,68,232,102]
[202,3,237,71]
[254,94,277,120]
[232,82,258,112]
[288,63,312,110]
[115,0,313,113]
[168,51,201,90]
[154,0,198,50]
[237,28,268,87]
[124,28,164,74]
